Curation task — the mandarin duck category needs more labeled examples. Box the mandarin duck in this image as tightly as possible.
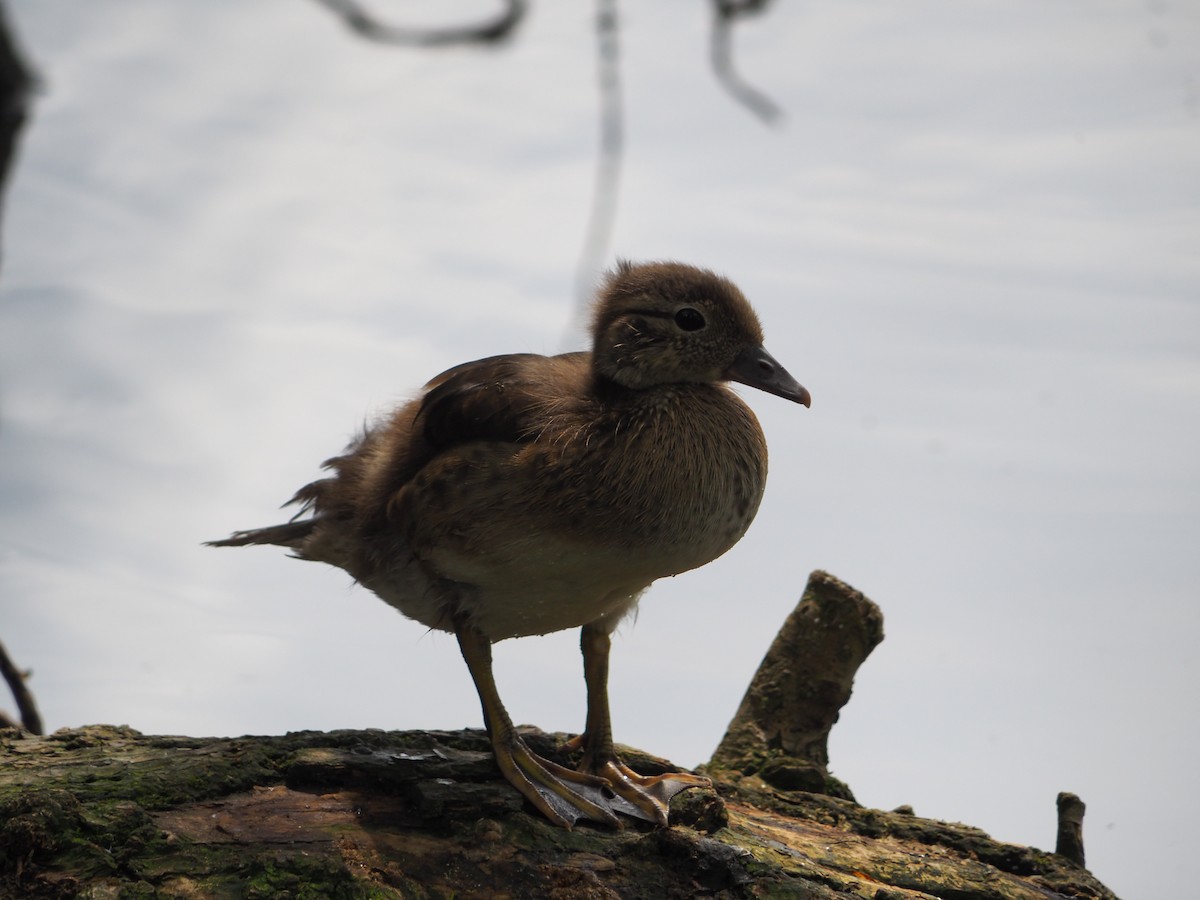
[209,260,810,827]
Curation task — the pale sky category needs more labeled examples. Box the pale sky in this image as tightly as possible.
[2,2,1198,897]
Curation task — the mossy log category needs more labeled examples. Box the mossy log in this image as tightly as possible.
[0,725,1115,899]
[0,573,1119,898]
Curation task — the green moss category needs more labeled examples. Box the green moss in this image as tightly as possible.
[0,789,84,872]
[1,727,1121,899]
[241,855,367,899]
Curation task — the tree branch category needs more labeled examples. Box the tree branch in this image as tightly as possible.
[0,0,37,271]
[313,0,527,47]
[709,0,782,124]
[0,640,43,735]
[572,0,624,320]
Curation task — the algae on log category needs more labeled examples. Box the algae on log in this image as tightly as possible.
[0,725,1117,898]
[0,572,1120,898]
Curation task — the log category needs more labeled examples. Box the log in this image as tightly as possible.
[0,572,1119,898]
[0,725,1117,898]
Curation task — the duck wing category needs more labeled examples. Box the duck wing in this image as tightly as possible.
[416,352,589,451]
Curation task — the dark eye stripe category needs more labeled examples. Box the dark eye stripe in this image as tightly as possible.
[622,307,675,320]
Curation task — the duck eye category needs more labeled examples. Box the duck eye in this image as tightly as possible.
[674,307,706,332]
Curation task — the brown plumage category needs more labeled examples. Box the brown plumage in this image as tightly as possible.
[210,260,810,827]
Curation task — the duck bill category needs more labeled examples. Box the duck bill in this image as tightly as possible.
[725,345,811,407]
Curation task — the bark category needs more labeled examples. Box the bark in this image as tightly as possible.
[0,573,1117,898]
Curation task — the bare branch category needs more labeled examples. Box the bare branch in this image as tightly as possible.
[313,0,527,47]
[0,0,38,271]
[710,0,782,124]
[571,0,624,323]
[0,639,43,734]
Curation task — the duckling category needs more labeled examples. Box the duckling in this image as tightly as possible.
[209,260,810,828]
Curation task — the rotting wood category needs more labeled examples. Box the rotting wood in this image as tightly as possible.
[0,725,1117,898]
[0,571,1118,897]
[707,569,883,799]
[1056,791,1087,866]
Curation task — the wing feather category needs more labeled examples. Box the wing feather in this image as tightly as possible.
[415,351,590,452]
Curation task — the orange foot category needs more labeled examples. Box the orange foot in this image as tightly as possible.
[562,733,712,826]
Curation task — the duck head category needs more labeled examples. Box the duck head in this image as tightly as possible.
[591,260,811,407]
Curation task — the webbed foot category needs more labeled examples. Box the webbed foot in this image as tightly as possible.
[495,732,709,827]
[492,731,624,828]
[581,753,711,826]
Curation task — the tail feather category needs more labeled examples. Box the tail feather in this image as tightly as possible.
[206,519,317,549]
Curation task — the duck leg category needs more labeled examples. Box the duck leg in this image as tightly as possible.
[456,622,627,829]
[570,623,712,825]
